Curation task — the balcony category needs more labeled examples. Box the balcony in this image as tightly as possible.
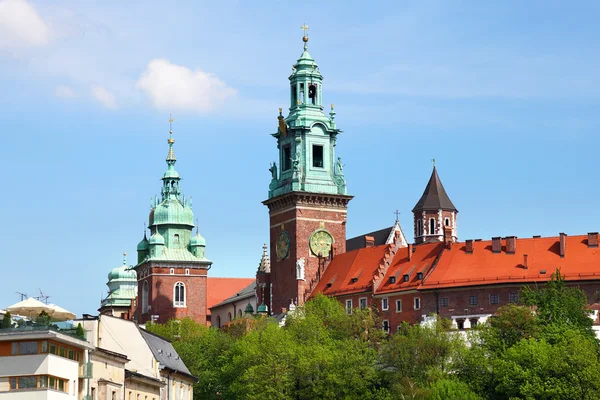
[79,362,93,379]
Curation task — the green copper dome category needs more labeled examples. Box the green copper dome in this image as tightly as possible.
[149,229,165,245]
[137,233,149,251]
[152,199,194,227]
[101,253,138,309]
[257,302,268,314]
[190,231,206,247]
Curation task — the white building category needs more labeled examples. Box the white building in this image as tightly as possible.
[0,328,94,399]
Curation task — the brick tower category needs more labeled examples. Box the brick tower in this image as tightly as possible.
[262,29,352,314]
[413,165,458,244]
[133,120,212,324]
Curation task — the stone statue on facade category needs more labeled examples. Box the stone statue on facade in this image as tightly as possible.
[335,156,344,176]
[269,162,278,180]
[296,257,305,281]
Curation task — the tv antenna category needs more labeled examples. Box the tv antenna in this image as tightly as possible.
[16,292,28,301]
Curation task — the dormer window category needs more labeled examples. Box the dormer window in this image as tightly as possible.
[389,276,396,284]
[403,274,409,282]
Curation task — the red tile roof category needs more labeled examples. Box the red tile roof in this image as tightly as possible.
[207,277,255,314]
[314,245,390,296]
[421,235,600,289]
[378,242,444,294]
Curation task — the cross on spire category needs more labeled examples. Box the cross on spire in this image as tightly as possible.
[394,209,400,222]
[301,23,309,36]
[169,114,174,134]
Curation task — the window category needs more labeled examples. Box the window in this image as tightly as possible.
[509,293,519,303]
[382,320,390,334]
[403,274,409,282]
[185,269,190,275]
[9,376,67,392]
[345,299,352,315]
[17,376,36,389]
[13,341,38,355]
[308,84,317,104]
[359,297,367,309]
[395,299,402,313]
[440,297,449,307]
[41,341,48,353]
[312,145,324,168]
[469,295,478,306]
[429,218,435,235]
[59,346,65,357]
[40,376,48,388]
[417,220,423,236]
[173,234,180,244]
[282,146,291,170]
[489,294,499,305]
[112,391,116,400]
[216,316,221,328]
[238,309,242,318]
[170,268,174,275]
[457,319,465,330]
[142,281,149,313]
[49,343,57,355]
[174,282,186,307]
[445,218,450,226]
[414,297,421,310]
[470,318,479,327]
[381,298,389,311]
[228,312,232,322]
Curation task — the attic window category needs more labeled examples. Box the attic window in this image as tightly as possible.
[417,272,423,280]
[350,277,358,283]
[540,270,547,274]
[389,277,396,284]
[403,274,409,282]
[326,283,332,288]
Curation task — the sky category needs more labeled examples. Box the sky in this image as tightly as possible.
[1,0,600,316]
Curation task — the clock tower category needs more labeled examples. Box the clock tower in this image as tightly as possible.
[262,29,352,314]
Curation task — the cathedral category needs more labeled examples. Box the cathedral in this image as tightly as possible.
[101,31,600,332]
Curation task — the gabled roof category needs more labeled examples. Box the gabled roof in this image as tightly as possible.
[346,220,408,252]
[421,235,600,290]
[207,277,255,314]
[138,328,196,381]
[209,282,256,310]
[412,166,457,212]
[313,245,390,296]
[378,243,444,294]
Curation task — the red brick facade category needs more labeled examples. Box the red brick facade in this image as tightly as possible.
[264,192,351,314]
[136,262,208,324]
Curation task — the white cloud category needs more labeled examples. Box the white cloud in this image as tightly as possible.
[91,85,117,109]
[136,58,237,113]
[55,85,76,98]
[0,0,50,48]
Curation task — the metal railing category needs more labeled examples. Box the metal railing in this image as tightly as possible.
[79,362,93,379]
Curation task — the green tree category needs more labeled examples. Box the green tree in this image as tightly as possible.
[426,379,482,400]
[1,312,11,329]
[75,323,85,338]
[482,304,540,353]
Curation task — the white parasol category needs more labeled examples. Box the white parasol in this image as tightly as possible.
[46,304,76,321]
[7,298,54,319]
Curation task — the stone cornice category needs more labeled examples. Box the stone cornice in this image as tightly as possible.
[263,191,353,212]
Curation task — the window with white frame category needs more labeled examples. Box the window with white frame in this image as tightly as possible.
[185,269,190,275]
[489,294,499,305]
[395,299,402,312]
[359,297,367,309]
[174,282,186,307]
[170,268,174,275]
[414,297,421,310]
[345,299,352,314]
[382,298,389,311]
[382,320,390,334]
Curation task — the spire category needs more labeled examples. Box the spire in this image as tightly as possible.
[122,252,127,266]
[167,114,176,162]
[412,166,457,212]
[258,243,271,273]
[161,114,181,200]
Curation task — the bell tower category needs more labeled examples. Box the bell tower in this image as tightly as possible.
[263,28,352,314]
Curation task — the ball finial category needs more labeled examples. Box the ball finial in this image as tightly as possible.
[302,36,309,43]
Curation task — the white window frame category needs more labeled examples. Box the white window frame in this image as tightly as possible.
[173,282,186,307]
[345,299,352,315]
[185,268,190,275]
[382,319,390,334]
[414,297,421,310]
[381,297,389,311]
[395,299,402,313]
[169,268,174,275]
[359,297,368,310]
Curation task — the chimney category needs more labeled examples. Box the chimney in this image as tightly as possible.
[588,232,599,248]
[492,237,501,253]
[559,233,567,258]
[364,235,375,248]
[408,243,413,261]
[443,226,453,249]
[465,240,474,254]
[523,253,528,269]
[506,236,516,254]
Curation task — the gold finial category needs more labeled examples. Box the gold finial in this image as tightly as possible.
[123,252,126,257]
[279,107,282,114]
[331,103,335,109]
[168,114,175,144]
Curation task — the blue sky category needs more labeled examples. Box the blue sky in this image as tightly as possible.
[2,0,600,316]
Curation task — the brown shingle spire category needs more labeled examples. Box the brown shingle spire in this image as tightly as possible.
[412,166,457,212]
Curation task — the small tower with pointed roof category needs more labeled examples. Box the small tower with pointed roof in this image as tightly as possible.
[133,118,212,324]
[412,165,458,244]
[99,253,138,318]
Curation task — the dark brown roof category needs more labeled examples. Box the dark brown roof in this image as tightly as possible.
[346,226,393,252]
[412,166,457,212]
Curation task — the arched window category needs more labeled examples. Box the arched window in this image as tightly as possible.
[417,220,423,236]
[429,218,435,235]
[216,316,221,328]
[228,312,232,322]
[142,281,149,313]
[185,269,190,275]
[174,282,185,307]
[238,309,243,318]
[170,268,174,275]
[173,234,180,244]
[445,218,450,227]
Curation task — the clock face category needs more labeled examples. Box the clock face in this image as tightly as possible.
[276,231,290,259]
[310,229,334,257]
